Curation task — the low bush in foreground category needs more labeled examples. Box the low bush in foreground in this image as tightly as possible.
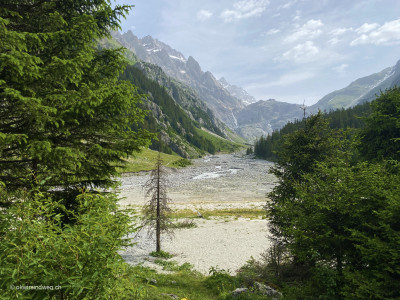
[0,190,143,299]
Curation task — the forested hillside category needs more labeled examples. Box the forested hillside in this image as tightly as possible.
[122,65,215,156]
[261,87,400,298]
[252,101,372,160]
[101,36,241,157]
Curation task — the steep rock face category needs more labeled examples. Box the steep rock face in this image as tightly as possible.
[112,31,246,129]
[219,77,256,105]
[133,61,227,137]
[235,99,303,141]
[356,59,400,104]
[311,60,400,112]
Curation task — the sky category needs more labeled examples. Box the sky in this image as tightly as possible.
[115,0,400,105]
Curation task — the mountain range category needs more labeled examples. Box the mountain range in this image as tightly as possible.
[111,30,400,143]
[111,31,304,140]
[310,60,400,113]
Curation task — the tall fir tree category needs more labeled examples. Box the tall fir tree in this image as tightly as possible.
[0,0,152,207]
[266,112,335,245]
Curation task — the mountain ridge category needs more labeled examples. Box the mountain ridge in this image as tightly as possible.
[112,31,248,129]
[311,59,400,112]
[112,30,400,142]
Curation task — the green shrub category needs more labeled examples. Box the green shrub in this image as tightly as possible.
[169,219,198,229]
[150,250,173,259]
[154,260,193,272]
[172,158,192,168]
[0,190,142,299]
[205,267,237,295]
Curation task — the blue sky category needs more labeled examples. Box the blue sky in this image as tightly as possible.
[115,0,400,105]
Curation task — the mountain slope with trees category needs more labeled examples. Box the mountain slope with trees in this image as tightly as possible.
[100,36,243,157]
[112,31,246,130]
[121,65,242,157]
[311,60,400,112]
[253,101,372,160]
[263,88,400,298]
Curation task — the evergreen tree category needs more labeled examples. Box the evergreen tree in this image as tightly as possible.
[358,87,400,162]
[143,152,173,252]
[266,106,400,298]
[0,1,152,297]
[267,112,336,244]
[0,0,151,206]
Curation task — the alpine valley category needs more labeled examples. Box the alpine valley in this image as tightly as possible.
[108,30,400,148]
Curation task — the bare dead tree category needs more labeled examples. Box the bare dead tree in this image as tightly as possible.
[300,99,307,119]
[142,152,173,253]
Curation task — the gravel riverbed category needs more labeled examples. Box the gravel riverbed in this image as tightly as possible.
[118,153,277,274]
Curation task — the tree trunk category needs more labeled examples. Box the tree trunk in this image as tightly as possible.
[156,162,161,252]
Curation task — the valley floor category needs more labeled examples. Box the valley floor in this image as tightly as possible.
[118,153,276,274]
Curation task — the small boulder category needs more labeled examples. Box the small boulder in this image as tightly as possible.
[231,287,248,297]
[253,282,282,299]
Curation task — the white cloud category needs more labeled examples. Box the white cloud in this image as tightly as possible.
[281,41,319,63]
[285,19,323,43]
[351,19,400,45]
[328,37,340,45]
[355,22,379,34]
[266,28,280,35]
[333,64,349,76]
[197,10,213,21]
[330,27,352,36]
[221,0,269,22]
[282,0,298,9]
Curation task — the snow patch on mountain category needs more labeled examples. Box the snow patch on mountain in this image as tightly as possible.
[169,55,186,63]
[349,67,395,107]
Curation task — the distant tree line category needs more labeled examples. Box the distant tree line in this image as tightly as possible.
[252,101,372,160]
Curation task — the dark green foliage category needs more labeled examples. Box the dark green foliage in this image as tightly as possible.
[172,158,192,168]
[342,162,400,299]
[121,66,219,153]
[0,1,152,298]
[246,147,253,155]
[120,65,219,155]
[267,112,337,246]
[205,267,238,296]
[358,87,400,161]
[265,90,400,298]
[150,250,173,259]
[0,0,152,202]
[134,61,225,138]
[254,102,371,160]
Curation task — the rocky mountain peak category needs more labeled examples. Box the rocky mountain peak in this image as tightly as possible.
[218,78,257,106]
[203,71,219,87]
[219,77,229,87]
[111,31,256,130]
[187,56,202,76]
